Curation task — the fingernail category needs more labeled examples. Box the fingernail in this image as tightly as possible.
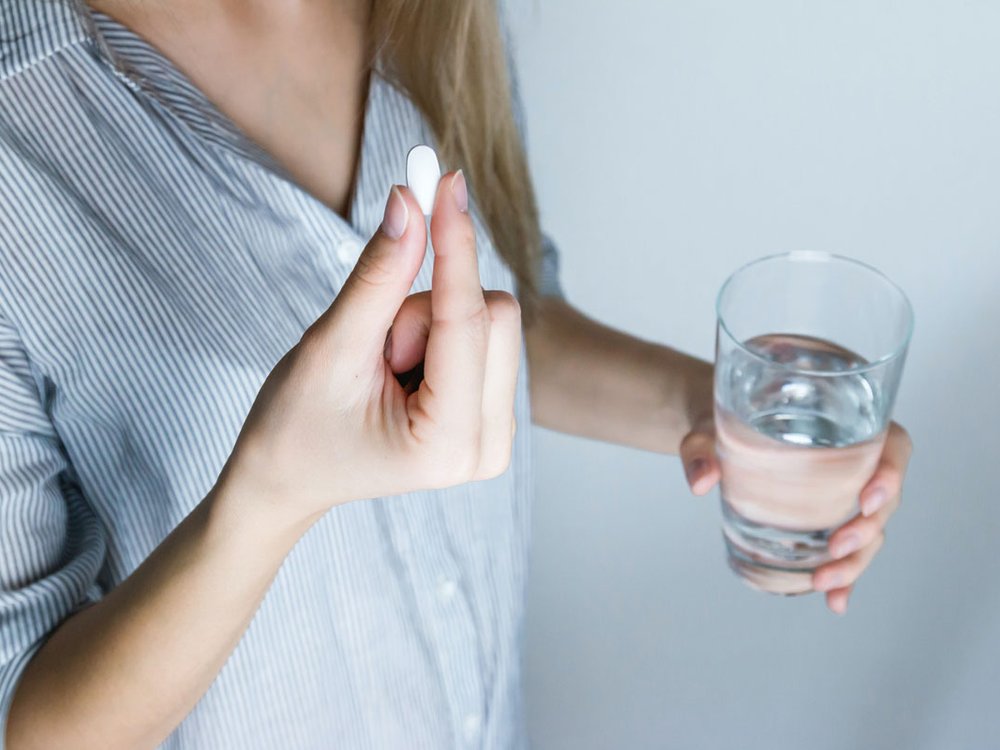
[383,329,392,360]
[451,170,469,213]
[381,186,408,239]
[687,457,706,484]
[862,487,887,516]
[831,596,849,616]
[830,533,860,559]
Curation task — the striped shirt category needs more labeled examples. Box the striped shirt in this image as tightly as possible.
[0,1,563,747]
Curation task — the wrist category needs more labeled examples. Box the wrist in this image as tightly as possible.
[650,346,714,447]
[207,454,322,551]
[684,360,715,432]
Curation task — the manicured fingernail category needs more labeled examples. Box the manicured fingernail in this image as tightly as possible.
[830,533,860,559]
[862,487,887,516]
[687,458,706,484]
[815,571,844,592]
[451,170,469,213]
[381,186,408,239]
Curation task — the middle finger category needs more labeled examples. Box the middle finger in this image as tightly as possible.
[421,170,489,438]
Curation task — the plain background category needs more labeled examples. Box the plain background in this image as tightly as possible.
[508,2,1000,748]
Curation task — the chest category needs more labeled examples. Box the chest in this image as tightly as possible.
[0,46,520,536]
[88,0,371,217]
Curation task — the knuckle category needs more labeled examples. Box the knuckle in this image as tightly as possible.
[476,443,514,481]
[679,430,697,453]
[459,305,491,344]
[424,439,481,488]
[843,568,863,586]
[866,518,887,542]
[462,443,482,479]
[436,303,492,342]
[891,421,913,456]
[882,467,902,485]
[441,302,489,331]
[901,428,914,457]
[454,447,481,483]
[483,456,513,480]
[874,467,901,495]
[857,513,881,534]
[680,429,713,456]
[468,303,491,329]
[351,247,394,288]
[484,291,522,324]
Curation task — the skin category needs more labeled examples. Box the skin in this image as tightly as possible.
[526,299,913,613]
[6,0,912,747]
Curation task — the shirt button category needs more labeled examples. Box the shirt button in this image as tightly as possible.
[436,576,457,603]
[462,712,481,743]
[336,238,364,265]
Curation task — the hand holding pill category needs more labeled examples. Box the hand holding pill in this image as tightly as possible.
[229,146,522,520]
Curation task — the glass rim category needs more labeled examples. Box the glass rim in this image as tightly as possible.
[715,251,915,378]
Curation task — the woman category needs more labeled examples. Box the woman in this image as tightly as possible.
[0,0,911,747]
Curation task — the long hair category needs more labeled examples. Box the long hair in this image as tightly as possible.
[370,1,543,321]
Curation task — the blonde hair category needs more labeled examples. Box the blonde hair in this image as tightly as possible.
[370,1,543,321]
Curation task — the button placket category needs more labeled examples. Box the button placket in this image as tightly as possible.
[391,507,486,749]
[462,712,482,744]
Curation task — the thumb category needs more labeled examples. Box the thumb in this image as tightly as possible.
[320,186,427,346]
[679,419,721,496]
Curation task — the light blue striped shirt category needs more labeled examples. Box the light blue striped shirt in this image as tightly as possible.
[0,1,563,747]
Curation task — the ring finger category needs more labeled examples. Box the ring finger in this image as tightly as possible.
[813,532,885,593]
[472,290,522,480]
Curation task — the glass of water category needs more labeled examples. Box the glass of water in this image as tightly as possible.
[714,251,913,595]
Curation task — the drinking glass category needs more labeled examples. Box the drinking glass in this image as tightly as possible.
[714,251,913,595]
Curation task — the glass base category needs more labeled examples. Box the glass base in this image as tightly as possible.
[721,501,834,596]
[725,542,814,596]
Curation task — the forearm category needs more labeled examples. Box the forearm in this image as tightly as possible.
[525,296,713,454]
[6,467,311,750]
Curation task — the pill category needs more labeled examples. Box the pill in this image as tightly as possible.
[406,145,441,216]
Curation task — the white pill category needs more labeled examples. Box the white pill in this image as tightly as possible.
[406,144,441,216]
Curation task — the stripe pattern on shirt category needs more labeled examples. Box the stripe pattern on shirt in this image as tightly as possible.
[0,1,562,747]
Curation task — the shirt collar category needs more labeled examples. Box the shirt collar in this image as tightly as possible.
[4,0,440,253]
[78,1,375,246]
[0,0,90,81]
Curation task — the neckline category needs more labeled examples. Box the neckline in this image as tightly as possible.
[79,2,377,237]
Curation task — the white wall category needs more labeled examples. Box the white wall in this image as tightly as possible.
[510,2,1000,748]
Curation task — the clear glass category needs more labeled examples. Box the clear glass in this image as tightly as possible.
[714,251,913,595]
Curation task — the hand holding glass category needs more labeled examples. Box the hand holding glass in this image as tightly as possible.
[714,252,913,595]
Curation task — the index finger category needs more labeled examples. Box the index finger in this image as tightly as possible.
[880,422,913,472]
[860,422,912,516]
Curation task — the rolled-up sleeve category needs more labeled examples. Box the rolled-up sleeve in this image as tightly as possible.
[0,309,105,748]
